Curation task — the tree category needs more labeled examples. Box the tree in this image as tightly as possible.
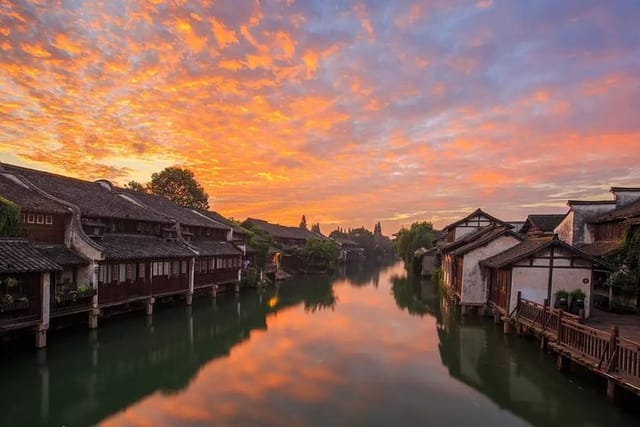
[394,221,436,268]
[124,180,146,192]
[147,167,209,210]
[300,215,308,230]
[0,196,21,237]
[301,238,340,271]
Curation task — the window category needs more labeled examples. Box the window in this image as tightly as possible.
[138,263,146,279]
[36,215,44,224]
[164,262,170,275]
[21,213,26,223]
[181,261,187,274]
[126,264,135,282]
[205,229,211,236]
[27,214,35,224]
[209,258,214,271]
[45,215,53,225]
[119,264,126,283]
[136,223,143,232]
[194,260,200,274]
[171,261,180,276]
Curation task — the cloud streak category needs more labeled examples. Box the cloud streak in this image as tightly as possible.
[1,0,639,231]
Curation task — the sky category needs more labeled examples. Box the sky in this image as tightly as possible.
[1,0,639,233]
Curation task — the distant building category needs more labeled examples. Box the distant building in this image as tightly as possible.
[519,214,565,237]
[440,208,511,243]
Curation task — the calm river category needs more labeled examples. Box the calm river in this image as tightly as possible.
[1,261,638,426]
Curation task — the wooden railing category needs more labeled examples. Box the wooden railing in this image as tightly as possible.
[512,296,640,389]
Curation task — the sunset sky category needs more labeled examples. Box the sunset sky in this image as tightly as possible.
[1,0,639,233]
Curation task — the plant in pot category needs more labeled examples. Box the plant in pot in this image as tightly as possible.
[569,289,587,315]
[554,290,569,310]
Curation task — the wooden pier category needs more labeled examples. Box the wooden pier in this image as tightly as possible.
[503,293,640,401]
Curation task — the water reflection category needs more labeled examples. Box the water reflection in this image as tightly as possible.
[0,262,637,426]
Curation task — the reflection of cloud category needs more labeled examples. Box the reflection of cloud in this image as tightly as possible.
[100,263,448,426]
[1,1,639,231]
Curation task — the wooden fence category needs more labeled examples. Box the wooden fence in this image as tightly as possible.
[511,295,640,395]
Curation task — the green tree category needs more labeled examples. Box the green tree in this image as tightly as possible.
[394,221,435,267]
[301,238,340,271]
[147,167,209,210]
[0,196,21,237]
[607,225,640,305]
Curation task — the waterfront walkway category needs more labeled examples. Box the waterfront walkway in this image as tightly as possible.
[588,308,640,343]
[505,296,640,401]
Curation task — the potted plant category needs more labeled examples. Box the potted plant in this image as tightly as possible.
[569,289,586,315]
[554,290,569,310]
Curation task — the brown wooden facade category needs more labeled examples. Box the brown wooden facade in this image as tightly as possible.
[0,272,43,330]
[488,269,512,313]
[21,212,67,244]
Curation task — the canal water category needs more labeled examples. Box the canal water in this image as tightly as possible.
[1,261,638,426]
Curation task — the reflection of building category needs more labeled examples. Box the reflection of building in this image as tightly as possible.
[436,307,630,426]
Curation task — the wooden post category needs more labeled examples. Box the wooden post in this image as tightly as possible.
[145,298,154,316]
[556,353,567,372]
[608,325,619,371]
[516,291,522,313]
[557,309,564,342]
[579,309,585,324]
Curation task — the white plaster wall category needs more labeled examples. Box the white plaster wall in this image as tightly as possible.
[510,267,549,311]
[613,190,640,208]
[455,226,477,240]
[554,212,573,245]
[443,254,453,286]
[551,268,592,317]
[572,204,616,246]
[460,236,522,305]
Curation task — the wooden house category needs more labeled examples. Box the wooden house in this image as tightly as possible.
[1,164,197,316]
[0,171,95,321]
[519,214,565,237]
[332,237,365,264]
[481,236,608,318]
[243,218,320,248]
[442,225,523,310]
[0,239,61,347]
[554,200,617,247]
[440,208,511,243]
[581,188,640,257]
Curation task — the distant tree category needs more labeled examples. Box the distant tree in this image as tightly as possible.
[0,196,21,237]
[300,215,308,230]
[124,180,146,192]
[394,221,435,268]
[148,167,209,210]
[301,238,340,271]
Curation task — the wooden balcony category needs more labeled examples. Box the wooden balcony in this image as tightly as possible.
[0,295,41,330]
[151,274,189,297]
[98,279,151,307]
[51,288,96,317]
[194,270,238,289]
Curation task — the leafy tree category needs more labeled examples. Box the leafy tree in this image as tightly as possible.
[607,225,640,305]
[300,215,308,230]
[147,167,209,210]
[394,221,436,267]
[0,196,21,237]
[301,238,340,271]
[124,180,146,192]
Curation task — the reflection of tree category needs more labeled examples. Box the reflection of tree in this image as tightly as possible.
[277,275,338,313]
[390,274,432,317]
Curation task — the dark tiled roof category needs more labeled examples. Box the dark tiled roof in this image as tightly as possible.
[440,225,498,253]
[589,198,640,223]
[193,210,249,235]
[521,214,566,234]
[120,190,228,229]
[243,218,318,241]
[35,244,90,266]
[442,208,510,232]
[100,234,194,260]
[576,241,622,257]
[568,200,615,206]
[192,240,243,257]
[0,239,61,273]
[480,237,609,270]
[611,187,640,192]
[0,173,69,214]
[449,226,523,257]
[1,164,168,223]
